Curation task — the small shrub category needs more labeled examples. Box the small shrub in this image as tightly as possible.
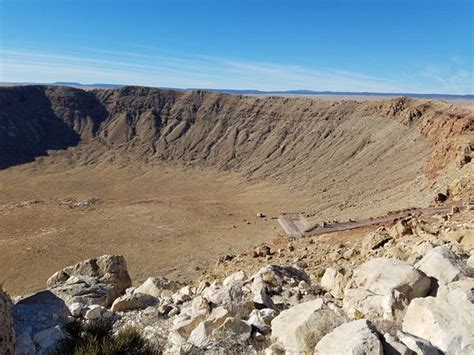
[56,319,159,355]
[113,326,152,353]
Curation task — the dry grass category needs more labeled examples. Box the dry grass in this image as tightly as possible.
[57,320,159,355]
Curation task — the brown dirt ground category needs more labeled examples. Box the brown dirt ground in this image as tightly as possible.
[0,161,309,295]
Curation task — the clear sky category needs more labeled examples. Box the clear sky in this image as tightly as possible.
[0,0,472,94]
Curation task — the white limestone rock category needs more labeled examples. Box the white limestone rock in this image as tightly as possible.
[84,304,102,320]
[247,308,277,334]
[270,298,344,354]
[187,307,229,348]
[223,271,246,287]
[402,284,474,354]
[134,277,179,298]
[343,258,431,321]
[320,266,350,299]
[111,292,158,312]
[415,246,465,284]
[314,319,383,355]
[68,302,84,317]
[397,331,443,355]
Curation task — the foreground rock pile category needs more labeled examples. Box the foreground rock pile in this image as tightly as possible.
[2,210,473,354]
[0,287,15,354]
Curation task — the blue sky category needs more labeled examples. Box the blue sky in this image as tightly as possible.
[0,0,472,94]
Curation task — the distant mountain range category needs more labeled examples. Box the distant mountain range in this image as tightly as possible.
[1,81,472,100]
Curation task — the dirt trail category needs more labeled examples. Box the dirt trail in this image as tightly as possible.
[279,201,468,238]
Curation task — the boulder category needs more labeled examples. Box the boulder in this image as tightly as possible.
[47,255,131,306]
[249,264,311,309]
[172,286,194,304]
[250,278,275,309]
[466,255,474,277]
[111,292,158,312]
[32,326,65,354]
[170,296,211,343]
[84,304,102,320]
[13,290,70,339]
[213,317,251,343]
[320,266,350,299]
[201,282,253,318]
[314,319,383,354]
[180,296,210,320]
[134,277,180,298]
[187,307,229,348]
[186,321,213,348]
[402,282,474,354]
[397,331,443,355]
[461,232,474,254]
[0,286,15,355]
[47,255,131,298]
[407,241,435,265]
[390,219,413,238]
[251,264,310,287]
[183,318,254,354]
[247,308,277,334]
[383,333,413,355]
[48,275,113,307]
[436,278,474,303]
[167,328,188,349]
[171,315,208,345]
[442,228,467,244]
[270,298,344,353]
[383,243,411,263]
[253,245,272,257]
[361,230,393,254]
[201,281,227,305]
[343,258,431,321]
[223,271,246,287]
[15,333,36,355]
[196,281,209,295]
[161,289,174,300]
[68,302,84,317]
[415,246,465,284]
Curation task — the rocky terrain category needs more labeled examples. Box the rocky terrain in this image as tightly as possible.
[0,85,473,295]
[0,85,473,354]
[1,204,473,354]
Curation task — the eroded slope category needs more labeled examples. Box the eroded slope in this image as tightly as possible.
[1,85,472,217]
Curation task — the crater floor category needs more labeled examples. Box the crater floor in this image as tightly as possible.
[0,161,307,295]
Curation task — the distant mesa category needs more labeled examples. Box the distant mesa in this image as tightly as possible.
[0,81,472,100]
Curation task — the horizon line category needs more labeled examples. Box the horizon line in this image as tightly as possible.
[1,81,473,99]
